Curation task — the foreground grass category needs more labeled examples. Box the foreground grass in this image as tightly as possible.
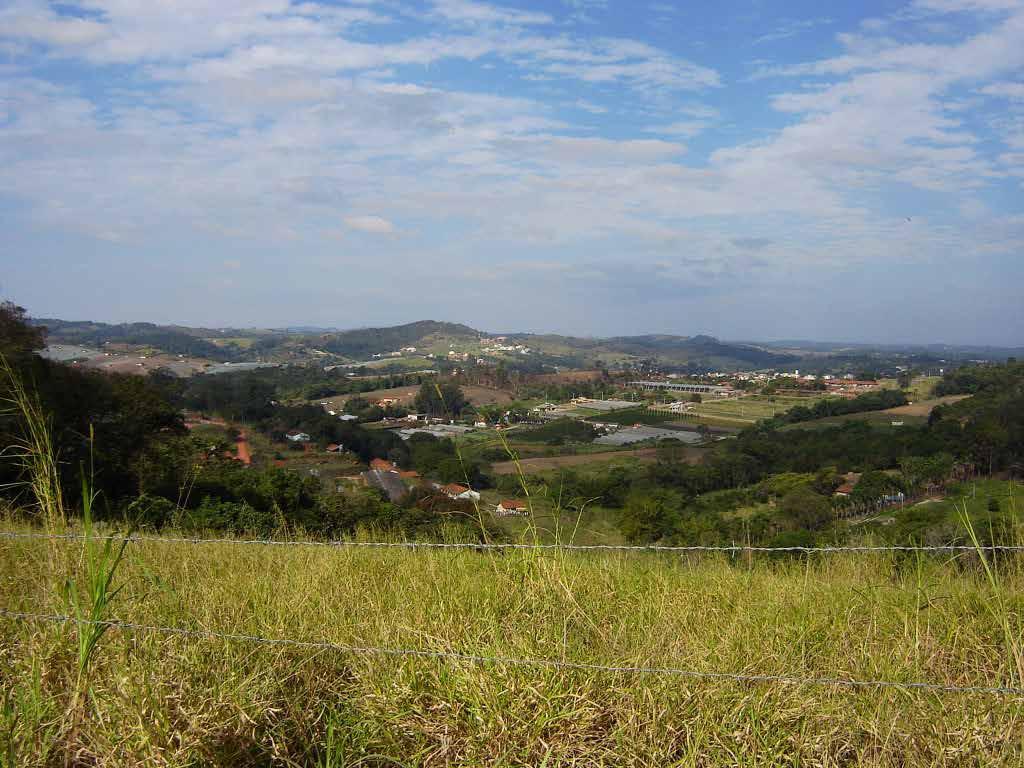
[1,528,1023,766]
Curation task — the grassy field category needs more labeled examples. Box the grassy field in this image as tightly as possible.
[1,527,1022,766]
[489,447,671,474]
[690,394,834,424]
[320,385,513,411]
[777,395,968,432]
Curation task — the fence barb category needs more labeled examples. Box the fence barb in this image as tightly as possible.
[2,608,1022,697]
[0,529,1022,554]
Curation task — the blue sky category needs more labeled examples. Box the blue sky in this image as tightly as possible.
[1,0,1023,344]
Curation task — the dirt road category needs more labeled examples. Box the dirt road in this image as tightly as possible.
[235,431,252,465]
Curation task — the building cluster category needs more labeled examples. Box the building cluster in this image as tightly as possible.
[370,346,418,359]
[630,381,733,397]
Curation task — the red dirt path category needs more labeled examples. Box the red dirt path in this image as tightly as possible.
[235,431,253,465]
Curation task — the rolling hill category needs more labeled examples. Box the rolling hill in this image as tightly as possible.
[35,317,797,372]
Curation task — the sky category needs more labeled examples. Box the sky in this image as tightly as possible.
[1,0,1023,344]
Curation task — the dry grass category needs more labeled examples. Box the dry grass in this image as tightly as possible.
[1,529,1023,766]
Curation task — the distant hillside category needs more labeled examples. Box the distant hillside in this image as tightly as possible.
[35,317,797,371]
[315,321,480,358]
[601,334,797,369]
[506,332,797,371]
[34,318,241,361]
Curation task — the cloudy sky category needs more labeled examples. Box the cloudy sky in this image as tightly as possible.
[1,0,1023,344]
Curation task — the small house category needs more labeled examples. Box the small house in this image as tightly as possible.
[285,430,311,443]
[370,458,396,472]
[833,472,862,496]
[442,483,481,502]
[495,499,529,516]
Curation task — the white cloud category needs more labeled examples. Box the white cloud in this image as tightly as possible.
[431,0,553,26]
[982,81,1024,99]
[344,215,396,234]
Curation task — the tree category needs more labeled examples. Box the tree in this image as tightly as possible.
[0,301,45,361]
[620,488,684,543]
[414,381,468,418]
[778,487,831,531]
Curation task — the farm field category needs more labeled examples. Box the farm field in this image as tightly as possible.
[780,411,927,431]
[778,395,969,432]
[692,393,835,423]
[1,531,1022,765]
[490,447,689,474]
[882,394,970,417]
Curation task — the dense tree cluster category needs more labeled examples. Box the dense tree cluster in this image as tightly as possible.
[414,381,469,417]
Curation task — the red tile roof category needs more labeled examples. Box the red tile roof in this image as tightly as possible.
[442,483,469,495]
[370,458,394,471]
[499,499,528,510]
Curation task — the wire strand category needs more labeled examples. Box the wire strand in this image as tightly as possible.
[2,608,1021,697]
[0,530,1021,553]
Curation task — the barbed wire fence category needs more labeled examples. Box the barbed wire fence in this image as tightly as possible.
[1,529,1023,553]
[1,608,1022,697]
[2,529,1023,698]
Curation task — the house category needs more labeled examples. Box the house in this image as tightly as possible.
[338,414,358,421]
[285,430,311,443]
[833,472,862,496]
[370,458,396,471]
[325,444,343,453]
[495,499,529,516]
[442,483,481,502]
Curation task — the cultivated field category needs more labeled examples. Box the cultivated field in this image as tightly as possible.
[1,531,1022,765]
[490,447,682,474]
[686,394,833,425]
